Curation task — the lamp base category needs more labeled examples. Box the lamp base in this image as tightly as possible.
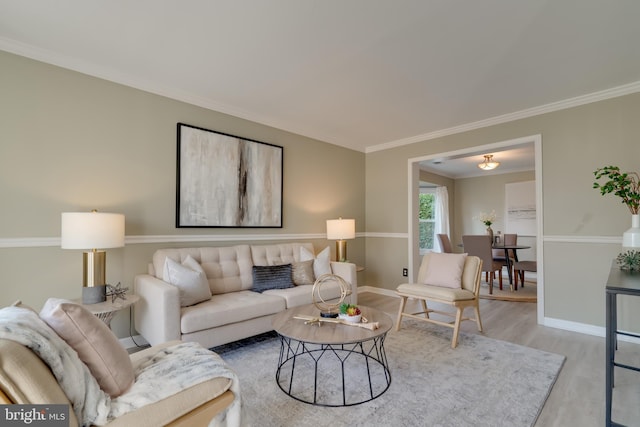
[82,285,106,304]
[335,240,348,262]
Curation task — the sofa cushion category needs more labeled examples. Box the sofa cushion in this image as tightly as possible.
[251,264,295,293]
[292,260,315,285]
[250,242,314,266]
[163,256,213,306]
[180,291,286,334]
[153,246,254,295]
[300,246,332,278]
[40,298,134,398]
[264,279,342,308]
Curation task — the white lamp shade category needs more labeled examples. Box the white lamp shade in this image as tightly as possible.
[61,212,125,249]
[326,218,355,240]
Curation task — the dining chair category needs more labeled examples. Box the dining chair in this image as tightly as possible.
[395,252,483,348]
[437,234,453,253]
[513,260,537,290]
[462,235,503,294]
[493,233,517,279]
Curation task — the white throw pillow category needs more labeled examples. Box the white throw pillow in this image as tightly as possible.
[163,256,212,306]
[300,246,332,278]
[421,253,467,289]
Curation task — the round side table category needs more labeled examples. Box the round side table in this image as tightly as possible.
[78,294,140,328]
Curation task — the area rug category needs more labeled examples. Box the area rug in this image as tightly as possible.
[213,319,564,427]
[479,280,537,302]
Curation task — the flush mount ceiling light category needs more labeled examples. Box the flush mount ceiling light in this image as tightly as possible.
[478,154,500,171]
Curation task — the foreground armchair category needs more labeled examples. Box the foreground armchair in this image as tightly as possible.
[395,252,483,348]
[0,300,241,426]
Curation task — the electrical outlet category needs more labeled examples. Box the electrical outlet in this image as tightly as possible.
[402,268,408,277]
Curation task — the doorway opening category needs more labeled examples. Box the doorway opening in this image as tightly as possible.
[407,134,544,323]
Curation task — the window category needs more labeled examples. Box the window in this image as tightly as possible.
[419,188,436,253]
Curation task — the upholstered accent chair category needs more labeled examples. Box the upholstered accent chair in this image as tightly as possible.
[395,252,483,348]
[462,234,503,294]
[514,260,537,290]
[437,233,453,253]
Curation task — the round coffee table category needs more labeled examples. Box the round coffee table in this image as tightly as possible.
[272,304,392,407]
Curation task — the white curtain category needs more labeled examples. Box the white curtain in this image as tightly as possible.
[434,186,450,252]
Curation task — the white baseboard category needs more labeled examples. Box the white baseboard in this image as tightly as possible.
[543,316,640,345]
[358,285,398,298]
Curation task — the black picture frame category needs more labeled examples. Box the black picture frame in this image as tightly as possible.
[176,123,283,228]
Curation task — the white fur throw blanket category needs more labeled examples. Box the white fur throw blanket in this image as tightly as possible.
[0,306,243,427]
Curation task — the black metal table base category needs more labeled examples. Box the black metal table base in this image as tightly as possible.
[275,334,391,406]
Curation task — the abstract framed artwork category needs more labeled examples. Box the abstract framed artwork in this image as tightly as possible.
[176,123,283,228]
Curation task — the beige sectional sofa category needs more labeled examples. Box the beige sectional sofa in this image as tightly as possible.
[134,242,357,348]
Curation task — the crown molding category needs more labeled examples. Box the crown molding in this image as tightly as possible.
[4,37,639,156]
[367,81,640,153]
[0,38,348,151]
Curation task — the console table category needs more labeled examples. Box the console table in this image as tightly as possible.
[605,263,640,427]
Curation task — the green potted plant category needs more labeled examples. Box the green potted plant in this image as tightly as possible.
[593,166,640,248]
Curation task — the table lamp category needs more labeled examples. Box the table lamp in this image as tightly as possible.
[61,210,125,304]
[326,218,355,262]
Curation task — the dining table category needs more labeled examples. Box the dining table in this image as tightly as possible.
[456,242,532,287]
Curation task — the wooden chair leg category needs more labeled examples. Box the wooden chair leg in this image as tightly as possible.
[474,302,483,332]
[420,299,429,318]
[451,307,464,348]
[498,270,503,290]
[395,296,407,331]
[488,273,493,294]
[514,269,519,290]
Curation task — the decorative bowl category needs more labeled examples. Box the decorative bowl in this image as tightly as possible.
[338,313,362,323]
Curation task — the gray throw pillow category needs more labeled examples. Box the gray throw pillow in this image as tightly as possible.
[252,264,294,293]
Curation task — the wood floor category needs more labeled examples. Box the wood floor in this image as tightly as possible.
[358,290,640,427]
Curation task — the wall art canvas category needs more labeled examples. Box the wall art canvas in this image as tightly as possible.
[177,123,283,228]
[505,180,536,236]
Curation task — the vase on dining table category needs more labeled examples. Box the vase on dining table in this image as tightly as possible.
[486,226,494,244]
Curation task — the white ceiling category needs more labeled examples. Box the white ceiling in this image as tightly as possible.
[1,1,639,154]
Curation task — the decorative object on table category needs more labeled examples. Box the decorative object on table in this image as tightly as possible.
[616,250,640,272]
[593,165,640,248]
[293,313,378,330]
[61,210,125,304]
[326,217,356,262]
[176,123,283,228]
[477,154,500,171]
[338,303,362,323]
[106,282,129,303]
[474,210,497,243]
[311,274,351,318]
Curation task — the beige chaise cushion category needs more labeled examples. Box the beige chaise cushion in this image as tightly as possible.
[40,299,134,397]
[0,339,80,426]
[105,341,233,427]
[0,339,234,427]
